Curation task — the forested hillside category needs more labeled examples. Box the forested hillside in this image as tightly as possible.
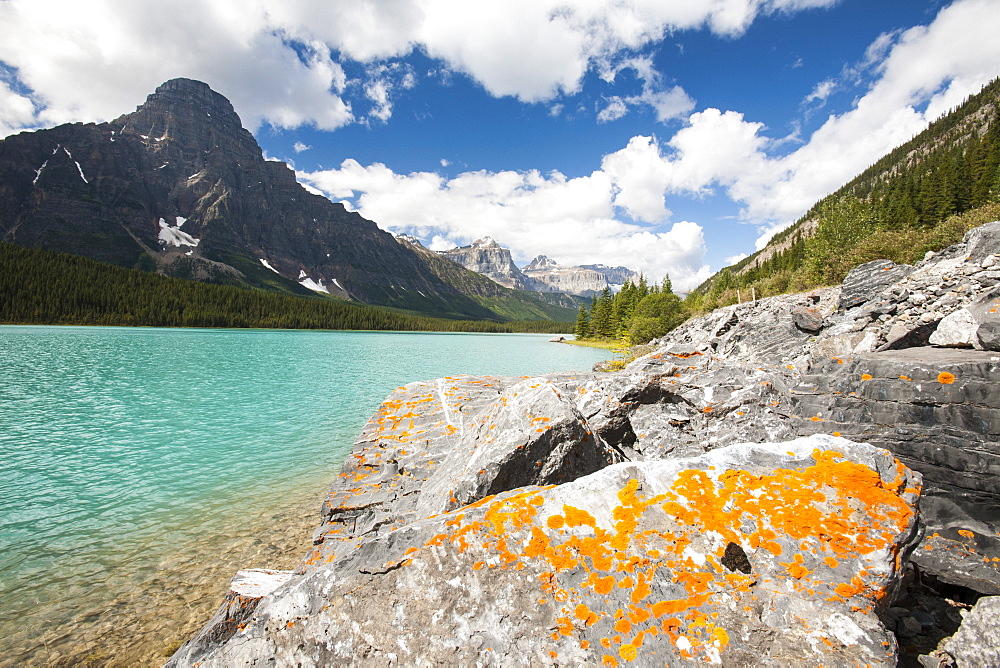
[688,77,1000,311]
[0,243,570,333]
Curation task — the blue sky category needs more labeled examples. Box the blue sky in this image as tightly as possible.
[2,0,999,289]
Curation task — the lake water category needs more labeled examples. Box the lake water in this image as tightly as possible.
[0,326,611,666]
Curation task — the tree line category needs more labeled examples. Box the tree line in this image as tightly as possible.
[574,276,685,344]
[0,243,570,334]
[687,77,1000,312]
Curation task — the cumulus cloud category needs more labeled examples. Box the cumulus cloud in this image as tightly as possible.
[804,79,836,106]
[293,141,311,153]
[596,0,1000,249]
[0,0,835,135]
[299,159,712,290]
[298,0,1000,283]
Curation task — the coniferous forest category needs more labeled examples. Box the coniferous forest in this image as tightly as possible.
[577,78,1000,344]
[686,78,1000,312]
[0,243,570,334]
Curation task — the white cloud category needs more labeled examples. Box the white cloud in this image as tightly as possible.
[0,0,835,135]
[595,56,695,124]
[299,159,711,290]
[804,78,836,105]
[597,97,629,123]
[595,0,1000,249]
[724,252,749,265]
[293,141,311,153]
[0,78,35,138]
[298,0,1000,284]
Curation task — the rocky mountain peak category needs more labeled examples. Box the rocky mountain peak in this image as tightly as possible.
[523,255,557,272]
[471,236,499,248]
[110,77,260,161]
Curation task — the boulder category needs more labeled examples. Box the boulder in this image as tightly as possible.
[839,260,915,310]
[301,375,622,568]
[168,437,921,667]
[921,596,1000,667]
[791,305,825,333]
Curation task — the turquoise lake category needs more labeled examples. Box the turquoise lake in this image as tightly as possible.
[0,326,610,666]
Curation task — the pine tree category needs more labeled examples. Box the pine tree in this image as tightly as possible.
[574,304,590,339]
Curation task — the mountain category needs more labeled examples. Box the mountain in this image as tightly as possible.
[395,236,584,320]
[436,237,539,291]
[522,255,640,296]
[0,79,569,322]
[688,76,1000,310]
[438,238,640,297]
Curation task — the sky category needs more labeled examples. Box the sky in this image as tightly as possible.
[2,1,1000,291]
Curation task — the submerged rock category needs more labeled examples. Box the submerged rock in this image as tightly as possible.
[168,437,920,666]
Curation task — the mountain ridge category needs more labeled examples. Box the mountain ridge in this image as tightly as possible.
[0,78,578,322]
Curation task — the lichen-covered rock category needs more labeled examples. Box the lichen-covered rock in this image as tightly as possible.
[302,374,622,568]
[168,437,920,667]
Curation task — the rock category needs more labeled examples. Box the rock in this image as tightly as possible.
[168,437,921,666]
[177,569,293,650]
[301,375,623,567]
[898,616,923,638]
[926,596,1000,667]
[928,309,979,347]
[963,221,1000,263]
[549,336,566,342]
[839,260,915,309]
[791,305,824,333]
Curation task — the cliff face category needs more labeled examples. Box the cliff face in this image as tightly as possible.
[167,222,1000,666]
[522,255,640,297]
[437,240,641,297]
[0,79,511,319]
[437,237,539,291]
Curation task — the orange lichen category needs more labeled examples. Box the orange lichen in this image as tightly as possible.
[937,371,956,384]
[861,373,873,381]
[619,643,638,661]
[408,442,913,665]
[958,529,975,538]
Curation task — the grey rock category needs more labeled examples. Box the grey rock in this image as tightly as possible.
[169,438,920,667]
[791,305,825,333]
[898,616,923,638]
[929,309,979,347]
[302,375,622,567]
[934,596,1000,666]
[963,221,1000,263]
[840,260,915,309]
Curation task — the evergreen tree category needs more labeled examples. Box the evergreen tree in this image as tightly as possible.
[574,304,590,339]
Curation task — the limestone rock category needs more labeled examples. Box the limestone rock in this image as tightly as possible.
[168,437,921,667]
[302,375,622,567]
[791,305,825,333]
[925,596,1000,667]
[839,260,915,309]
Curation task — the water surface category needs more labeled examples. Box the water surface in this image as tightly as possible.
[0,326,609,665]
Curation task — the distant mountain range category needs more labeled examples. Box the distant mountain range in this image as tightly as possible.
[437,236,640,297]
[0,79,590,322]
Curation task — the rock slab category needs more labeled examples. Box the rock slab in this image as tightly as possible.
[168,437,921,666]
